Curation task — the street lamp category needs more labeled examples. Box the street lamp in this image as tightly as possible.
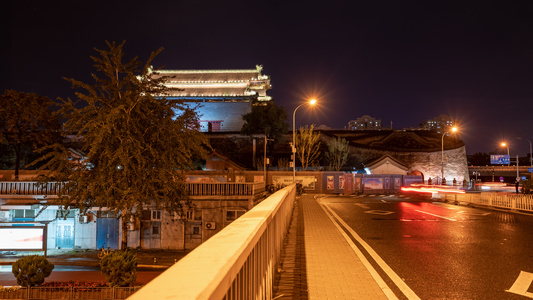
[500,142,510,166]
[441,126,458,185]
[517,137,533,167]
[264,135,273,187]
[292,99,317,182]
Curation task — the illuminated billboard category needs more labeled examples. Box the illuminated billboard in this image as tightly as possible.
[491,155,510,165]
[0,227,45,251]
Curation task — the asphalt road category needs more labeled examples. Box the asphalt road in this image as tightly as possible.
[319,194,533,300]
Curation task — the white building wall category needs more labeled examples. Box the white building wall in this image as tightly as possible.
[75,219,97,249]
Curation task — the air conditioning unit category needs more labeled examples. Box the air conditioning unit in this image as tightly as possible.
[204,222,216,230]
[79,215,88,223]
[126,223,135,231]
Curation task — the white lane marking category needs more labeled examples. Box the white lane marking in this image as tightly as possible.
[355,203,370,209]
[319,203,398,300]
[456,211,491,216]
[365,210,395,215]
[321,203,421,300]
[414,210,457,221]
[506,271,533,298]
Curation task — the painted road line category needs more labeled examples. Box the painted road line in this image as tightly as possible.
[355,203,371,209]
[321,202,421,300]
[365,210,395,215]
[506,271,533,298]
[414,210,457,221]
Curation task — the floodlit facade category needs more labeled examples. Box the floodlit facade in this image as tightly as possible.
[149,65,272,132]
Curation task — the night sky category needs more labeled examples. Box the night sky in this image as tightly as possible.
[4,1,533,155]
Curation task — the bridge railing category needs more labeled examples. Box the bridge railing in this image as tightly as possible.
[0,181,67,196]
[439,192,533,213]
[129,184,297,300]
[186,181,265,196]
[1,181,266,197]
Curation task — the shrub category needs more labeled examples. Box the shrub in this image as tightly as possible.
[12,255,54,287]
[41,280,108,287]
[99,250,137,287]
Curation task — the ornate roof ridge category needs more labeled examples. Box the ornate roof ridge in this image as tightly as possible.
[153,65,264,74]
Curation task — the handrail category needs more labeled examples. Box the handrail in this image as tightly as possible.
[438,192,533,212]
[130,184,297,300]
[1,181,266,197]
[0,181,66,195]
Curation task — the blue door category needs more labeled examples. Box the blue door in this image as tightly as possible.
[96,218,119,249]
[56,219,74,249]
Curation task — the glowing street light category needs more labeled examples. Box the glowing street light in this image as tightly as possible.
[292,99,317,182]
[517,137,533,167]
[500,142,510,166]
[441,126,458,184]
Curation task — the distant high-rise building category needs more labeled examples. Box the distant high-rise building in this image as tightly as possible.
[149,65,271,132]
[421,115,454,134]
[348,115,382,130]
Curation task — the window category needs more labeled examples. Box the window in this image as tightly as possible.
[151,210,162,221]
[192,226,200,235]
[186,210,194,221]
[152,225,160,235]
[13,209,35,219]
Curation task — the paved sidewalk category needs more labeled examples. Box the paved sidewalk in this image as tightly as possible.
[302,194,389,299]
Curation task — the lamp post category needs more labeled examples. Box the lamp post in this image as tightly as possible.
[500,142,510,166]
[441,126,458,185]
[264,134,273,187]
[517,137,533,167]
[292,99,317,182]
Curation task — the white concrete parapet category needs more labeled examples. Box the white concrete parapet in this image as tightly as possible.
[129,184,297,300]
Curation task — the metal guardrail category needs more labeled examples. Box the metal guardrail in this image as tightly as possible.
[439,192,533,213]
[186,182,265,196]
[129,184,297,300]
[0,286,141,299]
[0,181,66,196]
[0,181,266,197]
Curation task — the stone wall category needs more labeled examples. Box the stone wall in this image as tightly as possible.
[317,133,470,183]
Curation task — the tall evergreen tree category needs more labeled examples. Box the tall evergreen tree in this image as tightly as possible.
[38,41,210,249]
[0,90,61,179]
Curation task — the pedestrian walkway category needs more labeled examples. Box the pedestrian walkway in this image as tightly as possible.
[1,194,393,299]
[301,194,389,299]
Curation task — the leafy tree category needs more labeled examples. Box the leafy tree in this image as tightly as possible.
[241,102,288,140]
[295,124,321,171]
[99,250,137,287]
[12,255,54,287]
[0,90,61,179]
[241,102,288,170]
[241,102,289,144]
[325,136,349,171]
[37,41,210,249]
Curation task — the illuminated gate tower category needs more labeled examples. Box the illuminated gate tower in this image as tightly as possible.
[149,65,272,132]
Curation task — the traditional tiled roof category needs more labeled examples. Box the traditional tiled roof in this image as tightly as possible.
[149,65,271,98]
[362,155,409,170]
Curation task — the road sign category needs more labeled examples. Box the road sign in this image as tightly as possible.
[491,155,510,165]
